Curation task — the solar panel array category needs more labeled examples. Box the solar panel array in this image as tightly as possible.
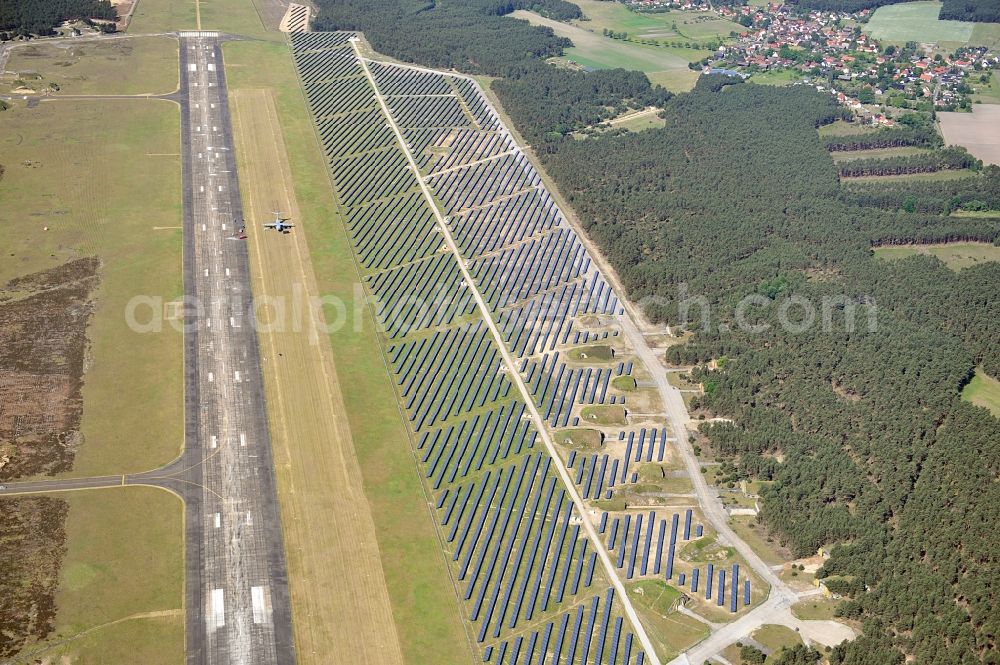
[292,34,653,664]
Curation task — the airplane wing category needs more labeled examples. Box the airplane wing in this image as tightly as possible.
[263,223,277,228]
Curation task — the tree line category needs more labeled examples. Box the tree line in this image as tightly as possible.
[837,146,981,177]
[939,0,1000,22]
[0,0,116,38]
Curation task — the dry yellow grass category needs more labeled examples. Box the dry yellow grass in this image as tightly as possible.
[229,88,405,665]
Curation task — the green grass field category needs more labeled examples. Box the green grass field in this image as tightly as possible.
[974,71,1000,103]
[729,515,788,566]
[819,119,877,137]
[613,111,667,132]
[4,36,179,96]
[511,9,703,91]
[569,0,742,42]
[865,2,972,43]
[22,488,184,664]
[0,97,184,476]
[873,242,1000,270]
[961,368,1000,417]
[628,581,708,661]
[581,404,628,425]
[863,1,1000,47]
[791,597,841,621]
[752,624,803,652]
[129,0,283,39]
[222,39,471,664]
[749,69,800,86]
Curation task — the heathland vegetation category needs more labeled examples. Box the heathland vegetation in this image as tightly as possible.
[314,1,1000,663]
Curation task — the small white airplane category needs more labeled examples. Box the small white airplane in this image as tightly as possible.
[263,211,294,233]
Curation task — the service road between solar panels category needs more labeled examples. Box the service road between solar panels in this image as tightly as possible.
[291,32,769,664]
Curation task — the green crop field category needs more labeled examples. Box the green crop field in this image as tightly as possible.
[864,2,983,45]
[962,368,1000,417]
[0,96,184,476]
[873,242,1000,270]
[4,36,179,96]
[22,488,184,664]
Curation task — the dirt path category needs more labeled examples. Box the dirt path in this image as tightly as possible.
[230,88,405,665]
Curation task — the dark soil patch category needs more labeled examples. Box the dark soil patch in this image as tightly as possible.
[0,257,99,479]
[0,496,68,658]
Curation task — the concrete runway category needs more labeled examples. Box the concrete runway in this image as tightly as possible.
[170,31,295,665]
[0,32,296,665]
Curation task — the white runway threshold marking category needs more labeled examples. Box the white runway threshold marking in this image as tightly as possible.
[210,435,218,449]
[240,432,247,447]
[210,589,226,628]
[251,586,269,625]
[214,513,221,528]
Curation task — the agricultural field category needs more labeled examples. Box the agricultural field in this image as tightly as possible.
[865,1,1000,48]
[510,10,704,91]
[2,36,178,96]
[864,2,975,44]
[961,368,1000,417]
[939,105,1000,166]
[873,242,1000,270]
[569,0,743,42]
[3,487,183,664]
